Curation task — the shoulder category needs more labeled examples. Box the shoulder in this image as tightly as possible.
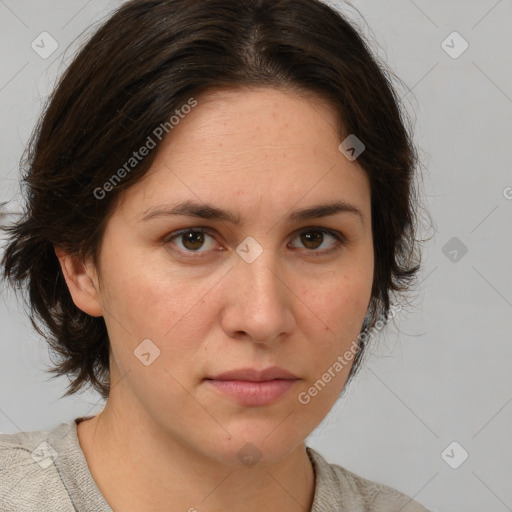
[0,424,76,512]
[306,446,432,512]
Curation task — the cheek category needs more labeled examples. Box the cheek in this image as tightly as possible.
[102,244,180,324]
[102,256,219,371]
[300,269,371,334]
[294,270,371,389]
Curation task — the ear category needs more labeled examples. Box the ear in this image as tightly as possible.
[54,246,103,317]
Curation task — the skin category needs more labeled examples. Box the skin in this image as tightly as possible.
[55,86,374,512]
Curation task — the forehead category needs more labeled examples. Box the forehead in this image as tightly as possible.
[169,86,340,155]
[117,86,370,221]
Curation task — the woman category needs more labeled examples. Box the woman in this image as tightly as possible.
[0,0,431,510]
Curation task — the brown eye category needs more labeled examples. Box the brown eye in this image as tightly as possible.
[300,231,324,250]
[164,226,345,258]
[166,229,217,253]
[290,228,344,253]
[181,231,206,251]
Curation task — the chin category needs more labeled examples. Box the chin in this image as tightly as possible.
[204,424,304,468]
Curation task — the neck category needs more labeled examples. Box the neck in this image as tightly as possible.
[77,397,316,512]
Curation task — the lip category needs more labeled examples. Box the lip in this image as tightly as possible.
[205,379,297,406]
[207,366,298,382]
[205,366,299,406]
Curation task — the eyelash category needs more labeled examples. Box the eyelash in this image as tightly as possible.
[163,227,346,258]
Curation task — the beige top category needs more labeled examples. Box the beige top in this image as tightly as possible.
[0,417,431,511]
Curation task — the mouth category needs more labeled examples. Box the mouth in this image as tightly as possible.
[204,366,299,406]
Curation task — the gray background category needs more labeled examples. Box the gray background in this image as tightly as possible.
[1,1,511,511]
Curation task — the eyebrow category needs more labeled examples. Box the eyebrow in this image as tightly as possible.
[138,199,365,225]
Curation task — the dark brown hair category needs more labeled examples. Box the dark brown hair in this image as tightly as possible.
[1,0,429,400]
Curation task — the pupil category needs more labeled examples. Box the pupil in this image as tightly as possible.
[183,231,204,250]
[180,231,324,251]
[301,231,322,249]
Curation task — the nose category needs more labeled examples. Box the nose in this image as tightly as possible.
[220,247,296,345]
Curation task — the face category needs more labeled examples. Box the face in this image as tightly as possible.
[79,86,373,466]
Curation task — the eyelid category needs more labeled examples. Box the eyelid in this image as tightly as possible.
[163,227,219,253]
[288,226,346,255]
[164,226,346,256]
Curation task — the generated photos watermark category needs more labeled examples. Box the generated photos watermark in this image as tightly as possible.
[297,303,402,405]
[94,97,198,200]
